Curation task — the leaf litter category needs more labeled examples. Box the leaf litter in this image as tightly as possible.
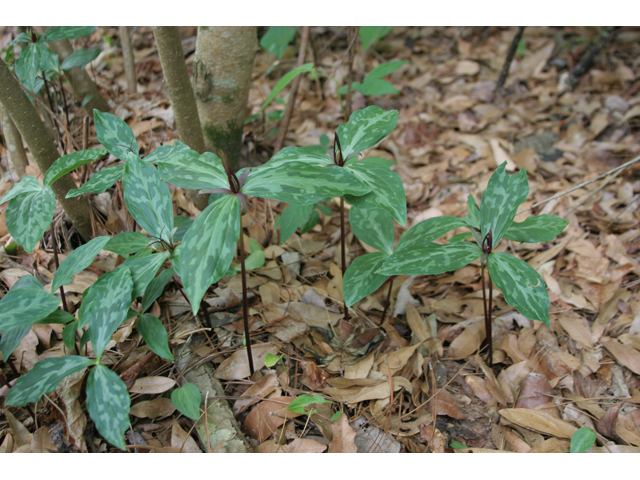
[1,26,640,453]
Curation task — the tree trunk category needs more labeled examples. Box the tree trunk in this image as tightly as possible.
[119,26,137,95]
[193,27,257,171]
[0,59,92,241]
[154,27,208,210]
[43,31,110,115]
[1,102,29,177]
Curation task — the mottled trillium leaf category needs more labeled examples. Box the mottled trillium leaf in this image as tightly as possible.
[0,274,60,331]
[117,250,170,299]
[258,146,333,169]
[51,236,110,293]
[156,148,228,190]
[349,207,395,255]
[180,195,241,314]
[344,163,407,226]
[44,148,108,185]
[395,216,466,253]
[378,242,483,276]
[279,203,315,244]
[143,141,191,164]
[137,314,174,361]
[343,252,389,307]
[171,383,202,420]
[6,185,56,253]
[60,47,100,70]
[172,216,193,243]
[336,106,398,159]
[0,175,43,205]
[503,214,568,243]
[36,309,75,325]
[15,43,41,93]
[43,26,96,43]
[62,321,79,350]
[0,325,31,361]
[123,153,173,243]
[570,427,596,453]
[242,163,370,204]
[104,231,149,256]
[94,110,138,160]
[344,156,394,168]
[487,252,550,326]
[5,356,94,407]
[480,162,529,248]
[465,194,481,230]
[141,268,174,313]
[86,364,130,451]
[66,164,125,198]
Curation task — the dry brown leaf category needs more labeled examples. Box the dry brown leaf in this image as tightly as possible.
[243,396,302,441]
[406,302,430,342]
[528,437,570,453]
[597,402,623,439]
[382,343,421,375]
[233,372,280,415]
[129,376,176,394]
[465,375,493,403]
[617,410,640,447]
[515,373,552,410]
[264,316,308,342]
[55,368,88,452]
[448,319,484,359]
[5,410,31,447]
[214,342,282,380]
[328,413,357,453]
[344,351,375,379]
[299,360,330,390]
[430,388,465,419]
[419,424,445,453]
[31,426,58,453]
[129,398,176,419]
[558,311,594,348]
[603,339,640,375]
[286,438,327,453]
[499,408,578,439]
[171,421,202,453]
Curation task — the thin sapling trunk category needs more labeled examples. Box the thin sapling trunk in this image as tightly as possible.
[340,196,350,321]
[238,232,255,375]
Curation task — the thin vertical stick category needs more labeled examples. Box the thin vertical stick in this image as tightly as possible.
[51,224,69,313]
[238,234,255,374]
[481,262,493,367]
[345,26,359,122]
[120,26,137,95]
[340,196,349,321]
[495,26,525,91]
[380,276,394,324]
[273,26,310,153]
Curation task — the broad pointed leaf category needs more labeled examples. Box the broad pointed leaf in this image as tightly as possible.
[181,195,240,314]
[465,194,481,229]
[94,110,138,160]
[336,106,398,159]
[260,26,299,60]
[137,314,174,361]
[66,164,125,198]
[86,364,130,451]
[344,156,395,168]
[357,78,399,96]
[349,207,395,255]
[259,146,332,169]
[171,383,201,420]
[0,175,42,205]
[36,309,75,325]
[143,141,191,164]
[51,236,110,293]
[487,252,550,326]
[503,214,568,243]
[378,242,483,276]
[157,149,228,190]
[141,268,174,313]
[62,320,79,350]
[480,162,529,248]
[5,185,56,253]
[117,250,170,299]
[343,252,389,307]
[396,216,466,253]
[60,47,100,70]
[172,216,193,243]
[0,325,31,361]
[123,153,173,243]
[43,26,95,43]
[104,231,149,256]
[5,356,94,407]
[364,61,407,82]
[359,26,393,50]
[261,63,316,111]
[570,428,596,453]
[0,275,60,331]
[279,203,315,244]
[243,163,370,204]
[44,148,108,186]
[15,43,41,93]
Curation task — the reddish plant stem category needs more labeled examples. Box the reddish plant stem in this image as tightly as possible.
[238,234,255,375]
[50,225,69,313]
[379,276,394,324]
[339,196,349,322]
[481,262,493,367]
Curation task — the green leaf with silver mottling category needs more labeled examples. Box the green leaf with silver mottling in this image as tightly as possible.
[344,156,394,168]
[117,250,170,299]
[137,313,174,361]
[349,207,395,255]
[181,195,240,314]
[378,242,483,276]
[5,356,94,407]
[0,175,42,205]
[480,162,529,248]
[62,321,79,351]
[170,243,184,279]
[86,364,130,451]
[44,148,107,186]
[0,325,31,361]
[258,146,332,169]
[279,203,315,244]
[343,252,389,307]
[43,26,95,43]
[104,231,149,256]
[344,163,406,225]
[15,43,42,93]
[503,214,568,243]
[143,141,191,164]
[449,232,473,243]
[157,149,228,190]
[83,268,134,359]
[94,110,138,160]
[51,236,110,293]
[123,153,173,243]
[337,106,398,159]
[465,194,481,230]
[396,216,466,253]
[243,163,370,205]
[171,383,201,420]
[261,63,317,111]
[36,309,75,325]
[66,164,125,198]
[570,427,596,453]
[487,252,549,326]
[6,185,56,253]
[0,274,59,332]
[141,268,174,313]
[60,47,100,70]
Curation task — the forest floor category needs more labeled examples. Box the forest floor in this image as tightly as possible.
[1,26,640,453]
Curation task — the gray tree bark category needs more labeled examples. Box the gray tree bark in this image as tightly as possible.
[119,26,137,95]
[1,102,29,177]
[193,27,257,171]
[0,59,92,241]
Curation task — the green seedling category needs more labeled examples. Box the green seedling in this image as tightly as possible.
[288,394,333,416]
[171,383,202,420]
[570,427,596,453]
[264,353,284,367]
[260,26,299,60]
[359,26,393,51]
[339,61,407,97]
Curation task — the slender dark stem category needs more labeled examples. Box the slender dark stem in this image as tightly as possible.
[481,262,493,367]
[238,234,255,375]
[50,225,69,313]
[495,26,525,91]
[380,276,394,324]
[339,196,349,322]
[345,26,358,122]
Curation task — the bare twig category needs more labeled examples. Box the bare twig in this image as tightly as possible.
[495,27,525,91]
[345,26,359,121]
